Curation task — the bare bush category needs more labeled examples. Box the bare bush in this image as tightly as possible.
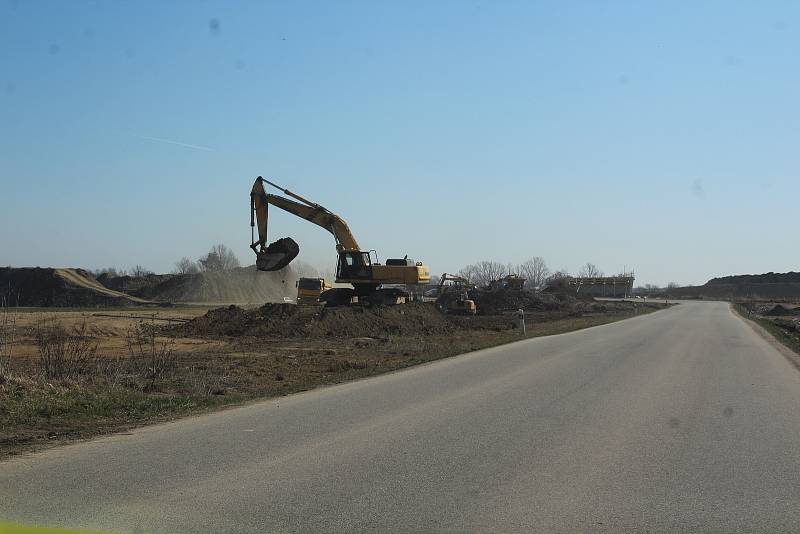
[130,265,154,277]
[34,318,98,379]
[459,261,507,287]
[578,262,603,278]
[545,270,572,289]
[126,322,176,381]
[517,257,550,290]
[174,257,200,275]
[92,267,128,278]
[198,244,240,272]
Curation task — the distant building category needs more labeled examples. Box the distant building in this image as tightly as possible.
[566,273,635,298]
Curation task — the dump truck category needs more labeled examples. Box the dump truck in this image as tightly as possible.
[296,277,332,305]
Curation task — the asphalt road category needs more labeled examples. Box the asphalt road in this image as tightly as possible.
[3,301,800,533]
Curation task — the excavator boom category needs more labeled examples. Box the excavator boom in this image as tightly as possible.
[250,177,361,270]
[252,178,360,252]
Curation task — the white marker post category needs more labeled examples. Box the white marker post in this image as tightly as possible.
[517,308,526,336]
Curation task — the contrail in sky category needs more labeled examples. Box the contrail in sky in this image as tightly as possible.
[133,134,215,152]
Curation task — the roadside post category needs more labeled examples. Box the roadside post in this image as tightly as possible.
[517,308,526,335]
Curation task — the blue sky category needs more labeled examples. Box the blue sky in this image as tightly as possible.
[1,1,798,286]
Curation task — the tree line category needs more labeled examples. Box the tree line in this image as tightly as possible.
[93,244,242,278]
[451,259,614,290]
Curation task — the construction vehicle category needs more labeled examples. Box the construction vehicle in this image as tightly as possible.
[250,176,431,306]
[296,277,332,305]
[435,273,476,315]
[488,274,526,291]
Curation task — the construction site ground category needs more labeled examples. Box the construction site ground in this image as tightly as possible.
[0,298,669,458]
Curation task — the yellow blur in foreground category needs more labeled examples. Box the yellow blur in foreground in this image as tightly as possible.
[0,523,112,534]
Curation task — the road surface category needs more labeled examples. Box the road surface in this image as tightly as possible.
[3,301,800,533]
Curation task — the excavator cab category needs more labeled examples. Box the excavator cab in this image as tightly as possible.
[336,251,373,281]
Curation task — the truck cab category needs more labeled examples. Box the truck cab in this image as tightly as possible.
[296,277,331,304]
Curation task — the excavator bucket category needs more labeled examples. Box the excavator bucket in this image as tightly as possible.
[256,237,300,271]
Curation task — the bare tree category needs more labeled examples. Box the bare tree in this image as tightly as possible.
[130,265,153,277]
[578,262,603,278]
[459,261,506,287]
[517,257,550,290]
[457,264,478,285]
[198,244,241,272]
[174,257,200,275]
[666,282,680,289]
[644,283,661,293]
[93,267,127,278]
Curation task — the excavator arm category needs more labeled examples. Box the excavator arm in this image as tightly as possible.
[250,177,360,271]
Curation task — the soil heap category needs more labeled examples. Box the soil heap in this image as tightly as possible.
[101,266,295,304]
[177,302,456,339]
[469,288,585,315]
[0,267,152,307]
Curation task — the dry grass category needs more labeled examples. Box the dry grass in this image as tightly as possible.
[0,297,16,381]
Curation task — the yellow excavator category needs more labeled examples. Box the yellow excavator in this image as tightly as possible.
[435,273,476,315]
[250,177,430,306]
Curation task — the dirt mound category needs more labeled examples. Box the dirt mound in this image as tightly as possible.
[0,267,152,307]
[100,266,295,304]
[97,273,172,294]
[178,302,455,339]
[470,288,580,315]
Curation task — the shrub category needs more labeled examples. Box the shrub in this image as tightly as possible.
[126,322,176,381]
[34,318,97,379]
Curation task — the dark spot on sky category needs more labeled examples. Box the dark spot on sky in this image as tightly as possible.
[124,48,136,59]
[723,55,743,67]
[669,417,681,428]
[8,0,19,10]
[691,179,705,199]
[773,21,787,31]
[616,74,629,85]
[209,18,220,35]
[235,59,246,71]
[48,43,60,55]
[4,82,15,96]
[723,406,734,417]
